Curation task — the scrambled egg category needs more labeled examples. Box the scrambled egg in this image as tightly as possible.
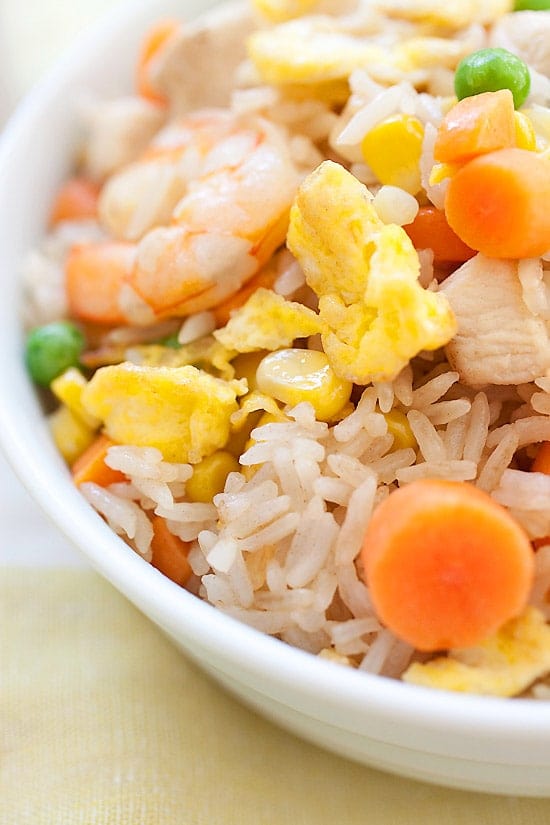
[379,0,513,28]
[246,12,494,87]
[124,336,236,381]
[247,17,394,85]
[251,0,319,22]
[404,608,550,697]
[287,161,457,384]
[230,390,285,430]
[81,363,246,463]
[214,288,322,353]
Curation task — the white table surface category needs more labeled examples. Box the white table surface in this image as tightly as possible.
[0,0,124,566]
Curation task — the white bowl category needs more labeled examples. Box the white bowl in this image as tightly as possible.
[2,0,550,797]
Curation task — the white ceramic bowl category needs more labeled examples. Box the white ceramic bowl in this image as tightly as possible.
[2,0,550,797]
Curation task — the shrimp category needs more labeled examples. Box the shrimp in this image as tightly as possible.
[68,109,303,324]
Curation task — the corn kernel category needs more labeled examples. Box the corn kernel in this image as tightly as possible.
[48,404,96,464]
[384,409,417,452]
[428,161,462,186]
[51,367,100,429]
[361,115,425,195]
[514,111,537,152]
[256,348,352,421]
[186,450,240,503]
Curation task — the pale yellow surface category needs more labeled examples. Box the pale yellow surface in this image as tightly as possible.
[4,568,550,824]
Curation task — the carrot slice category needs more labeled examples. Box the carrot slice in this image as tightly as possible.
[404,205,475,264]
[361,479,534,651]
[66,242,136,325]
[434,90,516,165]
[444,148,550,259]
[150,515,192,586]
[50,178,101,226]
[136,19,181,105]
[72,434,126,487]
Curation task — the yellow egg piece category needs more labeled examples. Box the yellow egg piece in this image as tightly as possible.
[287,160,457,384]
[251,0,318,22]
[81,363,246,463]
[256,348,352,421]
[186,451,240,503]
[404,607,550,697]
[214,288,321,354]
[247,17,391,85]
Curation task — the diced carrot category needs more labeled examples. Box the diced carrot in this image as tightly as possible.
[66,242,136,325]
[361,479,534,651]
[136,19,181,105]
[531,444,550,548]
[213,265,279,327]
[532,442,550,475]
[434,90,516,165]
[50,178,101,226]
[404,205,476,265]
[444,148,550,259]
[150,515,192,586]
[71,434,126,487]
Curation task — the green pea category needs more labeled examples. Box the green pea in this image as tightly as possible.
[454,48,531,109]
[160,333,181,349]
[514,0,550,9]
[25,321,85,387]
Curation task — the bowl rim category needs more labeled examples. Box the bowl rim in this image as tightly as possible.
[2,0,550,755]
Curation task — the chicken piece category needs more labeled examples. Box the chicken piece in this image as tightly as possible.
[403,607,550,697]
[146,1,255,116]
[287,161,456,384]
[81,363,246,463]
[490,12,550,79]
[439,255,550,386]
[83,97,166,181]
[214,288,322,353]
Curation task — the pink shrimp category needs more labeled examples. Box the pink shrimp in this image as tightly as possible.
[67,110,302,325]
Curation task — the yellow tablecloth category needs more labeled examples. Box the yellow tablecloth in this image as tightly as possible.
[3,568,550,824]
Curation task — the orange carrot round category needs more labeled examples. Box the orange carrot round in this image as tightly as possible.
[50,178,100,226]
[150,515,192,586]
[444,148,550,259]
[404,205,475,264]
[137,19,181,105]
[361,479,534,651]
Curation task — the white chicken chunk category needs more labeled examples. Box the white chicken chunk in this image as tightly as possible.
[490,11,550,79]
[83,96,166,181]
[147,1,255,115]
[439,255,550,386]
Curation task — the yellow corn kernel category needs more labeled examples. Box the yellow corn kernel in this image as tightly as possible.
[51,368,100,429]
[256,348,352,422]
[514,111,537,152]
[48,404,96,464]
[361,115,425,195]
[186,450,240,503]
[428,161,462,186]
[384,409,417,452]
